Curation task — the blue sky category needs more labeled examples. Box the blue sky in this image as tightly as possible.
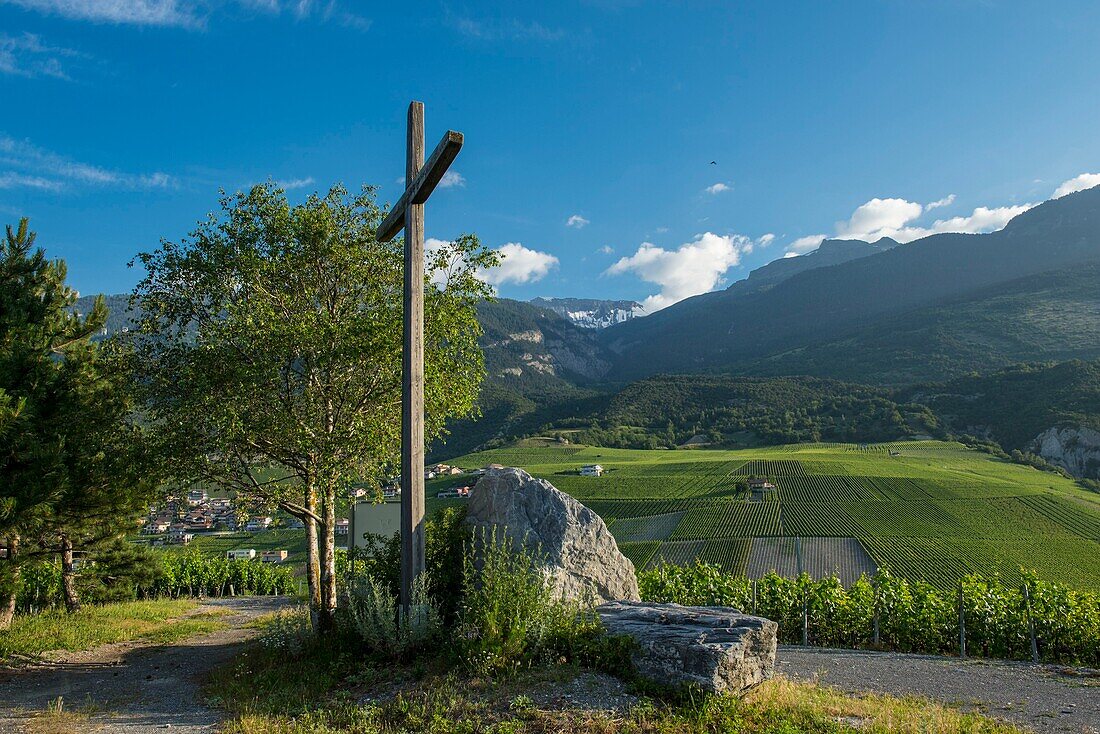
[2,1,1100,311]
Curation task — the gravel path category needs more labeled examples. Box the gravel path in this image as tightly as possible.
[779,645,1100,734]
[0,596,292,734]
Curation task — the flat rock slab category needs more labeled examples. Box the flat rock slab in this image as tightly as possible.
[596,601,777,695]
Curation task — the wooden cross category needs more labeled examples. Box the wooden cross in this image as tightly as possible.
[376,101,463,614]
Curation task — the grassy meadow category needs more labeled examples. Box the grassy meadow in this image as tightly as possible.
[446,440,1100,590]
[0,599,227,662]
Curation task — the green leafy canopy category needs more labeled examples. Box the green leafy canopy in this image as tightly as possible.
[129,183,499,503]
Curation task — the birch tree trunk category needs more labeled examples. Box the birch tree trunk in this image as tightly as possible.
[304,483,322,631]
[317,483,338,633]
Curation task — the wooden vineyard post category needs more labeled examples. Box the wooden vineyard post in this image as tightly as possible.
[752,580,757,615]
[1023,583,1039,663]
[375,101,465,617]
[958,582,967,659]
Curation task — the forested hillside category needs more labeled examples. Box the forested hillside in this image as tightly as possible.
[554,375,939,449]
[906,360,1100,466]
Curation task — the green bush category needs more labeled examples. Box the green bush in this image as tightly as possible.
[342,506,469,623]
[639,562,1100,665]
[341,573,441,661]
[258,604,315,656]
[15,541,167,613]
[457,528,602,675]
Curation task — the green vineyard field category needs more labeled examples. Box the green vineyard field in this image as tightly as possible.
[449,441,1100,590]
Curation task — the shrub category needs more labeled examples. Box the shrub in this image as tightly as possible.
[258,604,315,656]
[456,527,602,675]
[341,573,441,661]
[342,506,469,623]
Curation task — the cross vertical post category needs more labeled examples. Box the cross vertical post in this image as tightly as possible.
[401,101,426,614]
[376,101,463,617]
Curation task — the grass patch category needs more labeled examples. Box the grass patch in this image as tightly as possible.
[207,640,1023,733]
[20,696,105,734]
[0,599,225,662]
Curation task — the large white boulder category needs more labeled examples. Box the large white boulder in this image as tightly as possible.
[465,466,640,603]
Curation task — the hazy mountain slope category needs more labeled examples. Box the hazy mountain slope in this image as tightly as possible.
[74,293,135,337]
[601,187,1100,381]
[743,262,1100,384]
[725,237,900,297]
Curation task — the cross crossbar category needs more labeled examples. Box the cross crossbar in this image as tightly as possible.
[376,130,464,242]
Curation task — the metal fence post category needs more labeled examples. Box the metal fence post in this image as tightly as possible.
[802,597,809,646]
[958,582,966,659]
[1023,584,1039,663]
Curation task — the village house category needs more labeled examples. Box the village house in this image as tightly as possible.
[579,464,604,477]
[187,488,208,506]
[227,549,256,560]
[335,518,350,535]
[168,526,193,545]
[143,519,171,535]
[747,477,777,502]
[244,516,272,532]
[261,550,288,563]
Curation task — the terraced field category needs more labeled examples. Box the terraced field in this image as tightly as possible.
[448,441,1100,590]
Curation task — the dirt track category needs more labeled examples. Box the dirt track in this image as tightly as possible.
[780,645,1100,734]
[0,596,291,734]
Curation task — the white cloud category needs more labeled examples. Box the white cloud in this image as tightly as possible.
[0,32,81,80]
[756,233,776,247]
[786,234,826,255]
[279,176,314,190]
[1053,173,1100,199]
[705,182,731,195]
[926,194,956,210]
[605,232,751,312]
[566,214,589,228]
[439,170,465,189]
[0,0,203,27]
[452,16,565,42]
[0,134,174,191]
[598,245,614,255]
[784,195,1034,256]
[925,205,1032,235]
[0,0,371,30]
[837,198,923,239]
[0,171,62,190]
[482,243,558,285]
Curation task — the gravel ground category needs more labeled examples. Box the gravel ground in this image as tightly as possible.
[0,596,292,734]
[779,645,1100,734]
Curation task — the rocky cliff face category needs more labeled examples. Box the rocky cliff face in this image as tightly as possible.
[530,297,643,329]
[1032,426,1100,478]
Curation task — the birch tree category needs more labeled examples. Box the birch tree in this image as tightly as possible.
[130,184,495,632]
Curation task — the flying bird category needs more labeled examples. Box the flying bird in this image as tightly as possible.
[709,160,717,165]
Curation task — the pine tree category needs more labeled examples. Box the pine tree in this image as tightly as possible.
[0,219,151,623]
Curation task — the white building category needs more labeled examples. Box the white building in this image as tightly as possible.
[579,464,604,477]
[227,549,256,560]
